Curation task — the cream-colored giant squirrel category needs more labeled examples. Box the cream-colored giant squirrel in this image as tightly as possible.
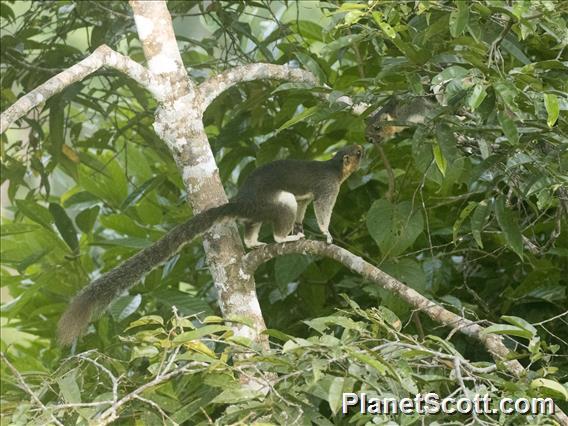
[58,144,364,345]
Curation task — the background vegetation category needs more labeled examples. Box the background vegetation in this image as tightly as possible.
[1,0,567,424]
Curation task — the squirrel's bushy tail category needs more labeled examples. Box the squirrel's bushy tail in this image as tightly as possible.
[57,202,243,345]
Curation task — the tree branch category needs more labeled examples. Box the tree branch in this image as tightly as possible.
[197,63,370,115]
[198,63,319,109]
[242,240,568,424]
[96,362,208,426]
[242,240,513,369]
[1,352,64,426]
[1,44,157,134]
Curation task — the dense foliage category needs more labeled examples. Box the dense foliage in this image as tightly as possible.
[1,0,567,424]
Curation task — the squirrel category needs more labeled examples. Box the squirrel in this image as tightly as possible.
[57,144,364,345]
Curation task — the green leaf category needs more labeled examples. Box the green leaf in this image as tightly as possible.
[372,12,396,39]
[431,65,468,85]
[304,316,364,333]
[277,105,320,131]
[48,203,79,254]
[391,37,428,64]
[0,2,15,22]
[49,98,64,160]
[0,223,40,236]
[78,153,127,208]
[367,200,424,256]
[322,33,366,55]
[212,388,262,404]
[328,377,344,415]
[109,294,142,322]
[497,111,519,145]
[15,200,53,229]
[130,345,159,361]
[17,248,50,273]
[494,196,523,260]
[406,72,424,95]
[203,315,224,324]
[100,214,150,238]
[292,20,323,41]
[293,52,325,82]
[91,237,151,249]
[135,199,163,225]
[543,93,559,127]
[449,1,469,37]
[348,350,388,375]
[344,10,363,25]
[124,315,164,331]
[120,176,164,210]
[173,325,231,343]
[501,315,537,337]
[470,200,490,248]
[467,84,487,110]
[75,206,100,234]
[171,390,217,423]
[155,289,213,317]
[262,328,293,342]
[502,38,530,64]
[481,324,533,339]
[453,202,476,244]
[63,191,98,207]
[433,144,447,176]
[57,370,81,404]
[275,254,312,286]
[531,379,568,401]
[435,123,458,164]
[339,2,367,10]
[494,80,518,110]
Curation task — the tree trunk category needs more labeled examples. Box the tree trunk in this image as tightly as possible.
[129,0,267,345]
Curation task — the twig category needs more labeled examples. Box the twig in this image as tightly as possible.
[373,341,497,374]
[453,358,480,424]
[375,144,395,200]
[0,352,64,426]
[77,354,120,404]
[95,362,207,426]
[533,310,568,326]
[487,19,514,70]
[133,395,178,425]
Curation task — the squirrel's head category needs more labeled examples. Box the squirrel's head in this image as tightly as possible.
[335,144,363,181]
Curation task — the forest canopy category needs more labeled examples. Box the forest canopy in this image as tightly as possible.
[1,1,567,424]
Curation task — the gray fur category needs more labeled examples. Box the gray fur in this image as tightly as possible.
[58,145,363,345]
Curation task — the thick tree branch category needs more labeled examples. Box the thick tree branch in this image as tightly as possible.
[130,0,193,97]
[242,240,568,423]
[198,63,319,109]
[0,44,156,134]
[198,63,370,115]
[129,0,269,351]
[243,240,515,369]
